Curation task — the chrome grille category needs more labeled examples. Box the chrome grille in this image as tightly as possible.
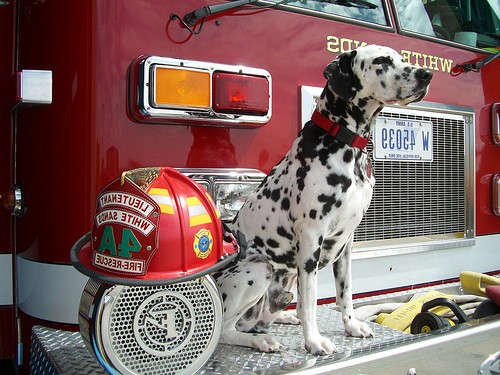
[79,276,223,375]
[354,107,471,243]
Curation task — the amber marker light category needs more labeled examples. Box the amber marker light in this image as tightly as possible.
[153,66,210,109]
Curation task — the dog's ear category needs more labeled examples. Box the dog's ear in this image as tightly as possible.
[323,50,360,101]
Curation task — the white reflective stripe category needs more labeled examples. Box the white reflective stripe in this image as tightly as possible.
[17,256,88,324]
[0,254,13,306]
[188,204,208,217]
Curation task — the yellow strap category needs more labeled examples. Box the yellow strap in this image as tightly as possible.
[460,271,500,297]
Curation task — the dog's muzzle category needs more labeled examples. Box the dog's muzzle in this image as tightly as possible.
[399,68,433,106]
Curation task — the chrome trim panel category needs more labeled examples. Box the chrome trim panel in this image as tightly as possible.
[131,56,272,127]
[177,168,266,222]
[493,103,500,145]
[493,174,500,217]
[354,101,475,252]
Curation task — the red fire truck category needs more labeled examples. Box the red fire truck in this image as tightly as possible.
[1,0,499,374]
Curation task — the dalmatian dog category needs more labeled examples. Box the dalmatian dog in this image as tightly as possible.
[213,45,433,355]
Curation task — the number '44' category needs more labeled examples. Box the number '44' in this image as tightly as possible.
[98,225,142,258]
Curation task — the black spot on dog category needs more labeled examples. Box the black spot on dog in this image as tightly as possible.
[318,193,337,216]
[222,292,228,301]
[343,149,353,163]
[277,226,294,241]
[266,249,296,269]
[254,236,265,248]
[248,280,254,286]
[304,248,321,274]
[309,209,317,219]
[326,173,352,193]
[357,97,368,108]
[322,238,337,250]
[349,105,366,125]
[262,188,271,199]
[318,147,330,166]
[281,197,290,211]
[296,165,310,191]
[266,238,280,248]
[271,189,281,202]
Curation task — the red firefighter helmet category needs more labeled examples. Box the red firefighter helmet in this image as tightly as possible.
[71,167,239,285]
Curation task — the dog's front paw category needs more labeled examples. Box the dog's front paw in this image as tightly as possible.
[304,335,337,356]
[252,334,284,352]
[344,318,374,338]
[275,310,301,325]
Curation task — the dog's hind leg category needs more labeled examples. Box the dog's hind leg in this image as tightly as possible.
[239,270,299,332]
[213,253,284,352]
[271,272,300,325]
[333,236,374,338]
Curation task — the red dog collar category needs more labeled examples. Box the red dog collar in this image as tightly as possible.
[311,110,370,149]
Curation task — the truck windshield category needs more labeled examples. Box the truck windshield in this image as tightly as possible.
[269,0,389,25]
[394,0,500,50]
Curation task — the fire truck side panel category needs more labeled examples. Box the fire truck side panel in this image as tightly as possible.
[4,0,500,370]
[15,0,500,317]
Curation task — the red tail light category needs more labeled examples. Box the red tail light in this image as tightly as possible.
[213,73,269,116]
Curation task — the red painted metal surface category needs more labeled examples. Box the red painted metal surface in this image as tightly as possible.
[15,1,500,267]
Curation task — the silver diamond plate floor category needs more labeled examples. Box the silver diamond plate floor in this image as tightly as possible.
[30,304,418,375]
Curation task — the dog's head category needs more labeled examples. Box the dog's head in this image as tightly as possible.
[324,45,432,106]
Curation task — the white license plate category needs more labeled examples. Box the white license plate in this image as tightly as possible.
[373,117,433,162]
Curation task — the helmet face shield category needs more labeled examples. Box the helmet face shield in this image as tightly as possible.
[71,167,239,285]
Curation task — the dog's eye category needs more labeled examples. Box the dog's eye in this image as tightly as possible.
[372,56,393,65]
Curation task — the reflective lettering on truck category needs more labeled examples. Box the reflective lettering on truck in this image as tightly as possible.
[326,35,453,73]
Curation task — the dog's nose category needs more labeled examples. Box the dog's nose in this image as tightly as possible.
[416,68,433,82]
